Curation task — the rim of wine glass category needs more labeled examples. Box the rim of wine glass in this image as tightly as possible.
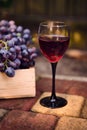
[39,21,69,28]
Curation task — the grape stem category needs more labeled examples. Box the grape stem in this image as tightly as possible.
[0,40,8,50]
[0,40,8,69]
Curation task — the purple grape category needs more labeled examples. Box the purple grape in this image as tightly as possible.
[8,52,16,60]
[11,37,19,45]
[12,32,17,37]
[0,62,4,71]
[4,34,12,41]
[8,61,17,69]
[9,20,15,25]
[5,67,15,77]
[0,20,9,27]
[23,34,30,41]
[0,26,7,33]
[0,49,9,59]
[22,49,28,57]
[15,45,21,53]
[22,57,29,62]
[9,47,16,53]
[17,52,22,60]
[23,29,30,34]
[28,47,36,54]
[14,58,21,67]
[16,26,23,33]
[18,37,25,44]
[30,53,37,60]
[0,19,37,77]
[20,44,27,50]
[7,40,14,47]
[9,25,17,32]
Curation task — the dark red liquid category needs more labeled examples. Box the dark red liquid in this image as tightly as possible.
[39,35,69,63]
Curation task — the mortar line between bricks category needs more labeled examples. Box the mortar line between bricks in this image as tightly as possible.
[80,98,87,119]
[53,117,59,130]
[0,109,9,122]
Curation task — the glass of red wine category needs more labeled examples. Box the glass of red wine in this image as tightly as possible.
[38,21,70,108]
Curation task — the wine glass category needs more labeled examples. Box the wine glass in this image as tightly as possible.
[38,21,70,108]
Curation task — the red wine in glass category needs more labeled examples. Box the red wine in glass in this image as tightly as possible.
[39,35,69,63]
[38,21,70,108]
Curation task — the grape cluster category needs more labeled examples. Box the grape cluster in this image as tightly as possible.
[0,20,37,77]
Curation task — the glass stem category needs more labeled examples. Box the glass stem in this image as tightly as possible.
[50,62,58,101]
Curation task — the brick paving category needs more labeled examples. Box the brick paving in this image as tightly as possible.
[0,110,57,130]
[0,77,87,130]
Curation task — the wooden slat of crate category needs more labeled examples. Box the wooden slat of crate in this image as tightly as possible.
[0,68,36,99]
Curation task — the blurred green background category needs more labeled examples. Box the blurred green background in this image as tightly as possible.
[0,0,87,50]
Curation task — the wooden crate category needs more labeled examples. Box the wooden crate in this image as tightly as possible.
[0,68,36,99]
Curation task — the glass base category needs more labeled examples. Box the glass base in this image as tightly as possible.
[40,96,67,108]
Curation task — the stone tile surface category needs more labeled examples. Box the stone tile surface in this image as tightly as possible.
[0,110,57,130]
[55,116,87,130]
[32,92,84,117]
